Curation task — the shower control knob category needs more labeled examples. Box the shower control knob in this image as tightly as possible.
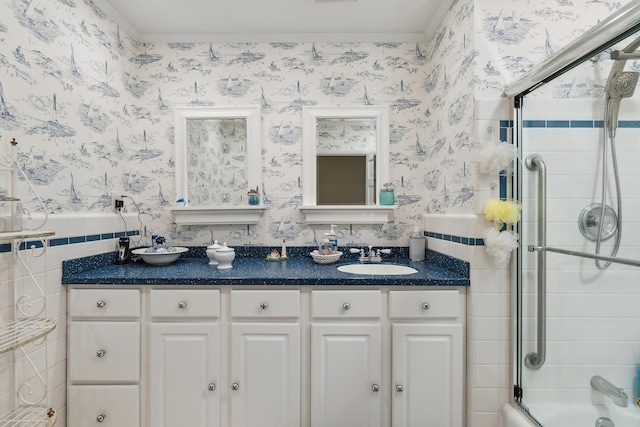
[231,383,239,391]
[96,414,106,423]
[96,350,106,358]
[422,302,430,310]
[260,301,268,310]
[96,301,106,309]
[208,383,216,391]
[343,302,351,310]
[372,384,380,392]
[396,384,404,392]
[178,301,187,309]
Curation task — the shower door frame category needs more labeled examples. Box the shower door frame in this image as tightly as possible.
[506,6,640,420]
[510,19,640,423]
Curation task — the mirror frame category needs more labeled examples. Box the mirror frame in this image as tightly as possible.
[300,106,394,224]
[171,105,264,225]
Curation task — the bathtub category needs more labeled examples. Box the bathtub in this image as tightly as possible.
[502,402,640,427]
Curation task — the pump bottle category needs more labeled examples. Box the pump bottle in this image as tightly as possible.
[325,224,338,253]
[409,225,426,261]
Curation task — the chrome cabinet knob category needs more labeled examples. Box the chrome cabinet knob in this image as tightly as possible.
[178,301,187,309]
[231,383,239,391]
[96,414,106,423]
[396,384,404,392]
[343,302,351,310]
[96,301,106,309]
[96,349,106,358]
[208,383,216,391]
[372,384,380,392]
[422,302,430,310]
[260,301,268,310]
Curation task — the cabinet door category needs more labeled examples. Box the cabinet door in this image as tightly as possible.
[150,322,221,427]
[229,323,300,427]
[310,323,381,427]
[392,323,463,427]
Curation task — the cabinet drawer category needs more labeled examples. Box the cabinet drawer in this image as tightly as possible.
[311,290,381,319]
[69,321,140,382]
[68,385,139,427]
[389,290,460,320]
[230,290,300,319]
[69,289,140,319]
[150,289,220,319]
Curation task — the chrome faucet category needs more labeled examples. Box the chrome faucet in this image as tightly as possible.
[349,246,391,263]
[590,375,628,407]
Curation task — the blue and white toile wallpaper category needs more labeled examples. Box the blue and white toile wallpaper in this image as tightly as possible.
[0,0,630,247]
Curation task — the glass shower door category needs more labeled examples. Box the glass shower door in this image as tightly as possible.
[515,52,640,426]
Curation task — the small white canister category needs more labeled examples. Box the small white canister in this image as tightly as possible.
[0,196,23,232]
[215,243,235,269]
[206,240,223,265]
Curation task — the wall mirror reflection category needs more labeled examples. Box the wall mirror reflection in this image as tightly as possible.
[302,106,389,207]
[316,118,377,205]
[174,106,261,207]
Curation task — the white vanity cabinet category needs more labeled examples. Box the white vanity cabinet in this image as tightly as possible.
[310,290,383,427]
[389,290,464,427]
[229,290,301,427]
[67,288,142,427]
[66,285,465,427]
[149,289,221,427]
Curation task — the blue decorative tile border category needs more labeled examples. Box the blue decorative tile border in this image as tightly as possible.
[424,231,484,246]
[0,229,139,254]
[520,119,640,129]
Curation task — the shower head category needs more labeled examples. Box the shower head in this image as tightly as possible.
[605,35,640,138]
[605,71,640,138]
[606,70,639,99]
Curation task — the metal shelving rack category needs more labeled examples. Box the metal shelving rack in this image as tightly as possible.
[0,139,57,426]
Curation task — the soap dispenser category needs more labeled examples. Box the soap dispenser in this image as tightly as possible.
[409,225,426,261]
[325,224,338,252]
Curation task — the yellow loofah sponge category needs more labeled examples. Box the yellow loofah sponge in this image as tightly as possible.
[484,199,521,226]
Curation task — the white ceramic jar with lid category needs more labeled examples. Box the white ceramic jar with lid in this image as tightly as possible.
[206,240,223,265]
[215,243,235,269]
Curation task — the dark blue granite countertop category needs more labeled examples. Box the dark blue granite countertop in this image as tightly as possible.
[62,247,469,287]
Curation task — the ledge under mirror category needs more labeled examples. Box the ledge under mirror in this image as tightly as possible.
[300,106,394,224]
[170,105,265,225]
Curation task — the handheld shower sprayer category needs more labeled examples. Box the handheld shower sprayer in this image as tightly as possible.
[605,71,639,138]
[605,36,640,138]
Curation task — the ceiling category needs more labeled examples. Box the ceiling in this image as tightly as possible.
[97,0,454,43]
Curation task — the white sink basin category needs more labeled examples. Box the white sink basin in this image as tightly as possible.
[337,264,418,276]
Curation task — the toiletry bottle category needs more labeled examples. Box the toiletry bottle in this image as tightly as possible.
[409,225,426,261]
[325,224,338,253]
[319,238,332,255]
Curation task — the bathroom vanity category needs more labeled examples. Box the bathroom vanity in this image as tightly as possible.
[63,253,468,427]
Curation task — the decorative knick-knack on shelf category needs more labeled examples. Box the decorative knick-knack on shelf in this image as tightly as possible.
[248,186,260,205]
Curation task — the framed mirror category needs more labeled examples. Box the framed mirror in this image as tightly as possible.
[171,105,264,225]
[301,106,393,224]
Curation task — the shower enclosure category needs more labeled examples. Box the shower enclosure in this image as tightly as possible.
[504,3,640,427]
